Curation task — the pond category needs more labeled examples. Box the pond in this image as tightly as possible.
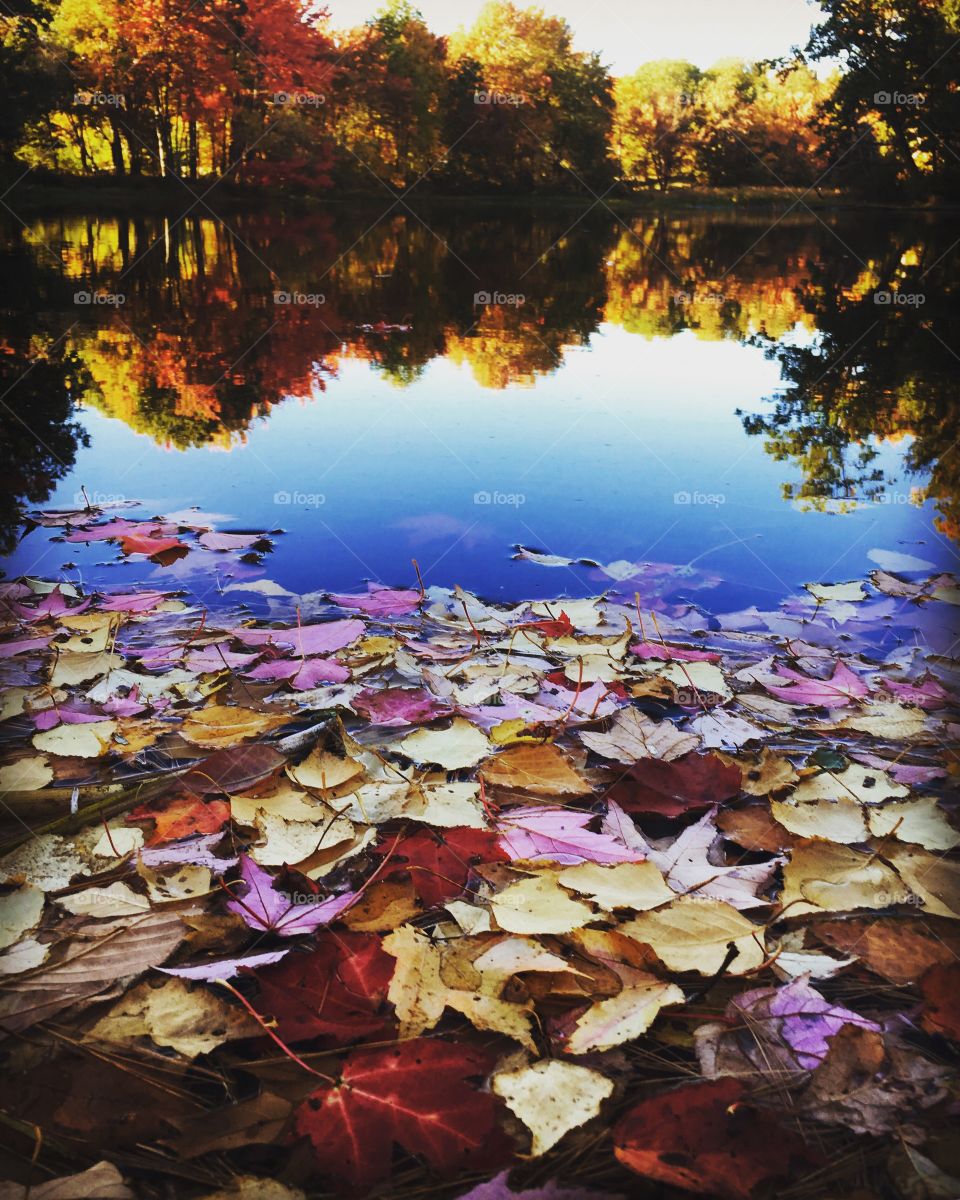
[1,205,957,610]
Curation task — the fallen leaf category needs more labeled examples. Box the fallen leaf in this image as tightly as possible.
[293,1040,509,1190]
[620,897,765,974]
[919,963,960,1040]
[614,1079,810,1199]
[580,708,698,762]
[480,743,591,796]
[498,807,643,866]
[781,840,910,914]
[0,1161,134,1199]
[491,872,595,935]
[0,884,44,950]
[605,805,779,910]
[253,931,394,1044]
[605,752,741,816]
[129,795,230,845]
[179,705,286,749]
[557,861,673,911]
[399,718,492,769]
[492,1060,613,1156]
[813,916,960,984]
[803,1023,949,1134]
[372,828,507,908]
[87,976,256,1057]
[225,855,356,935]
[0,910,186,1033]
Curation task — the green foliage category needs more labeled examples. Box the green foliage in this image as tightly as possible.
[806,0,960,194]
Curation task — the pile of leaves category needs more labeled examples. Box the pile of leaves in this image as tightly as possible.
[0,549,958,1200]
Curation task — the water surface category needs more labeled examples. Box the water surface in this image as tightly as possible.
[2,206,956,609]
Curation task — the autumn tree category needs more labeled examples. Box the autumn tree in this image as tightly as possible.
[447,1,613,192]
[697,60,830,186]
[331,1,447,189]
[613,61,701,190]
[0,0,71,169]
[805,0,960,194]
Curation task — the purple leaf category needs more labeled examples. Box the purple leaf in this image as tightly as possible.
[158,949,291,980]
[198,531,266,552]
[728,977,880,1069]
[99,590,170,612]
[497,807,644,865]
[328,583,421,616]
[233,618,364,657]
[353,687,453,727]
[225,855,357,936]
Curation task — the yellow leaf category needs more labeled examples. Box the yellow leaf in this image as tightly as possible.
[491,872,594,935]
[620,897,765,974]
[179,705,285,749]
[566,976,684,1053]
[781,840,910,914]
[481,743,591,795]
[398,718,491,769]
[286,747,364,793]
[492,1060,613,1156]
[88,977,257,1058]
[32,720,116,759]
[558,861,673,911]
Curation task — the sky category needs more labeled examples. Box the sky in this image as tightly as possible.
[324,0,825,75]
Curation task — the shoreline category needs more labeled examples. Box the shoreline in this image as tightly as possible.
[3,178,958,216]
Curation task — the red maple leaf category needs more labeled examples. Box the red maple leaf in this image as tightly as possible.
[294,1039,512,1191]
[371,828,507,909]
[515,610,574,639]
[127,794,230,844]
[614,1079,813,1199]
[251,931,395,1045]
[605,752,742,817]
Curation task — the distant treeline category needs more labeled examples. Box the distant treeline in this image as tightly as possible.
[1,0,957,196]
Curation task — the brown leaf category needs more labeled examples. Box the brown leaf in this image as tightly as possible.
[0,1160,133,1199]
[480,743,591,795]
[171,1092,292,1158]
[717,804,797,853]
[920,963,960,1041]
[0,909,187,1033]
[813,916,960,985]
[341,879,420,932]
[802,1024,949,1134]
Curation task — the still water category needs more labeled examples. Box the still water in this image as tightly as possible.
[1,206,956,609]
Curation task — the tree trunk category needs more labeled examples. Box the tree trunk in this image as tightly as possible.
[187,118,198,181]
[108,116,125,177]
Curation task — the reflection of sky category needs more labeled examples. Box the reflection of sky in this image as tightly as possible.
[12,323,952,609]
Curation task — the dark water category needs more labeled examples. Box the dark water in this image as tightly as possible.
[1,206,957,609]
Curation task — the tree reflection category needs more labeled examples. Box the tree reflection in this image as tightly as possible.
[1,209,956,552]
[740,221,959,539]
